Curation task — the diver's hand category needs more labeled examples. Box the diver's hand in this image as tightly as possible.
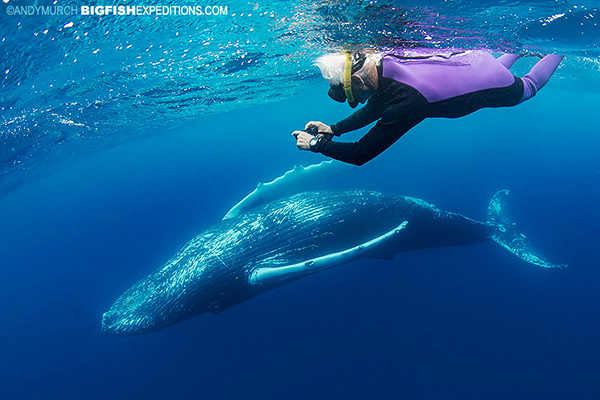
[305,121,334,135]
[292,130,312,151]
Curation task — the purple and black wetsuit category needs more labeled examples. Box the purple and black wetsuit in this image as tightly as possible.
[315,50,562,165]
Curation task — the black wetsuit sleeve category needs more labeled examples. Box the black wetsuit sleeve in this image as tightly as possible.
[330,99,385,135]
[320,83,428,166]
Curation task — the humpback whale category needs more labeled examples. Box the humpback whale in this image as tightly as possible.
[102,165,563,335]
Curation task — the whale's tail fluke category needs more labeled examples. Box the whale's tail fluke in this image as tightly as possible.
[486,190,566,269]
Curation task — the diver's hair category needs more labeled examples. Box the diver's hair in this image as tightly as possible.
[314,52,382,85]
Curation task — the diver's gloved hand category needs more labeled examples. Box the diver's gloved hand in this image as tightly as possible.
[305,121,335,138]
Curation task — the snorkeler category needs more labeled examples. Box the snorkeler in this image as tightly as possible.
[292,50,563,165]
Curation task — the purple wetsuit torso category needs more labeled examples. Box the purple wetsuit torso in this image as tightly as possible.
[381,49,516,103]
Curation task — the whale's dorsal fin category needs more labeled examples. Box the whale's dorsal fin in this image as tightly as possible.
[223,160,355,220]
[249,221,408,285]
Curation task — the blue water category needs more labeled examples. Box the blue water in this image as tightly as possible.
[2,0,600,399]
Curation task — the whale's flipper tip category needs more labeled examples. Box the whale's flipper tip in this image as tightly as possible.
[487,190,566,269]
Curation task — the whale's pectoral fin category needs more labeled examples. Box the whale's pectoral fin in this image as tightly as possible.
[223,160,355,220]
[487,190,566,269]
[249,221,408,286]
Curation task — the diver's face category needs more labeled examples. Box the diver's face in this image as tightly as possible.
[351,75,372,104]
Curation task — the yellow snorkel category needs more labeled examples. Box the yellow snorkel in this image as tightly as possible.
[343,51,355,104]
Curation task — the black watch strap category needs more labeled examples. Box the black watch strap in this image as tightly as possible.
[309,136,319,152]
[309,135,330,153]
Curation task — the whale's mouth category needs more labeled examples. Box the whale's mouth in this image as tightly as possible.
[102,278,184,335]
[102,308,152,336]
[101,288,174,335]
[102,263,206,335]
[102,230,250,335]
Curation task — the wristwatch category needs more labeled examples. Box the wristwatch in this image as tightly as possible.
[309,135,320,152]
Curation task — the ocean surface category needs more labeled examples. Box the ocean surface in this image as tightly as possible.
[1,0,599,399]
